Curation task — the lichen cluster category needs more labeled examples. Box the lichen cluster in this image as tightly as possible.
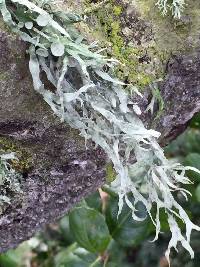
[0,0,199,264]
[0,152,22,214]
[156,0,186,18]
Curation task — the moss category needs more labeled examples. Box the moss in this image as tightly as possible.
[83,0,200,90]
[0,137,32,174]
[106,162,116,183]
[88,0,159,88]
[0,72,9,81]
[113,5,122,16]
[0,19,12,34]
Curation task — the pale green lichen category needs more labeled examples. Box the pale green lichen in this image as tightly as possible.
[0,152,22,214]
[0,71,9,80]
[155,0,186,18]
[0,138,30,213]
[0,138,32,173]
[0,0,200,264]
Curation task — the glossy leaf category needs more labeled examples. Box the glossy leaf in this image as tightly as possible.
[85,191,102,211]
[184,153,200,181]
[54,244,101,267]
[105,196,151,247]
[195,184,200,202]
[69,206,111,253]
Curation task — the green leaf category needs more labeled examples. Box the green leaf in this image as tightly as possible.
[85,191,102,211]
[165,129,200,156]
[195,184,200,202]
[106,240,134,267]
[14,6,33,23]
[105,196,151,247]
[190,112,200,128]
[54,243,103,267]
[69,207,111,253]
[59,215,75,245]
[0,242,32,267]
[184,153,200,181]
[0,254,16,267]
[54,244,88,267]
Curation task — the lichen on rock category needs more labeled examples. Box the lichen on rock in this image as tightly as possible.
[80,0,200,89]
[0,0,200,260]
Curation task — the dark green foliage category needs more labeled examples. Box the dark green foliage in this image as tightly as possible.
[69,206,111,253]
[105,196,151,247]
[184,153,200,182]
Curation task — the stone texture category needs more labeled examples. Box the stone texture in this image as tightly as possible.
[0,27,106,252]
[84,0,200,87]
[137,52,200,146]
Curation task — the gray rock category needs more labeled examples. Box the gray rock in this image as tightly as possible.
[0,27,106,252]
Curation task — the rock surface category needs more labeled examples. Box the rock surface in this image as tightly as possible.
[0,26,106,252]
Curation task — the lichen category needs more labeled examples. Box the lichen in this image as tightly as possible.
[0,137,32,173]
[106,162,116,183]
[136,0,200,54]
[0,151,24,215]
[84,0,200,90]
[1,0,200,263]
[155,0,186,18]
[86,0,161,88]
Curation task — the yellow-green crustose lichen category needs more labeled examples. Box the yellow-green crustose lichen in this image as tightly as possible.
[0,137,32,173]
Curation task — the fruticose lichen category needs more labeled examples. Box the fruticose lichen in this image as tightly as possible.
[0,152,22,214]
[156,0,186,18]
[0,0,200,264]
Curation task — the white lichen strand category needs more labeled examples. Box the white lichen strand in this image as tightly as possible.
[156,0,186,18]
[0,153,22,207]
[0,0,199,264]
